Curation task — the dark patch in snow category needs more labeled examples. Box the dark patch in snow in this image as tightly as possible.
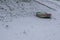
[23,30,27,34]
[16,1,19,3]
[5,25,9,28]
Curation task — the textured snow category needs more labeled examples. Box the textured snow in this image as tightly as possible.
[0,0,60,40]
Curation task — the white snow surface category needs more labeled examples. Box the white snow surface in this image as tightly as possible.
[0,0,60,40]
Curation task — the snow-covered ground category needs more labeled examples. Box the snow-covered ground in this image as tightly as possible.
[0,0,60,40]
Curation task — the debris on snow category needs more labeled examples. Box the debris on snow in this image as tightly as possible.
[36,12,51,19]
